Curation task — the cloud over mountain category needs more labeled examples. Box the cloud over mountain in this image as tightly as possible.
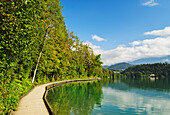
[85,27,170,65]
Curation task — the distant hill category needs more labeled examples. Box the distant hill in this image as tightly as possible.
[103,65,110,69]
[103,62,132,70]
[129,55,170,65]
[121,62,170,79]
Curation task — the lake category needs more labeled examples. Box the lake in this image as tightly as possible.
[46,78,170,115]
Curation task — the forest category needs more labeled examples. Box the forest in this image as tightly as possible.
[102,62,170,80]
[0,0,103,114]
[121,62,170,79]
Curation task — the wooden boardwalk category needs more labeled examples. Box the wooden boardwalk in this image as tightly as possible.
[12,79,100,115]
[12,81,69,115]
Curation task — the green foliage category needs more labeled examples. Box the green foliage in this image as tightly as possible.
[121,63,170,79]
[0,0,103,114]
[0,78,33,114]
[102,69,121,80]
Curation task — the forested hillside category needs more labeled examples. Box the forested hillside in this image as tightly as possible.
[121,63,170,79]
[0,0,103,114]
[108,62,132,70]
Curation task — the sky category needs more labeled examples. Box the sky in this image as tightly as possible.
[61,0,170,65]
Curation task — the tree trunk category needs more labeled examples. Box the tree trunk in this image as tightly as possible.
[32,27,51,83]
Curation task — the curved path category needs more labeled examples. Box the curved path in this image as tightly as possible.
[12,81,71,115]
[12,79,100,115]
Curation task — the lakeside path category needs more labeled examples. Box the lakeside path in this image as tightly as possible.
[12,79,100,115]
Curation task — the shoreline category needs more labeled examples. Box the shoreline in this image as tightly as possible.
[12,78,101,115]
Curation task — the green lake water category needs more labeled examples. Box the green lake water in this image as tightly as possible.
[46,79,170,115]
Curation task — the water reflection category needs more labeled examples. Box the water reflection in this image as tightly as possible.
[46,81,103,115]
[92,79,170,115]
[122,79,170,92]
[47,79,170,115]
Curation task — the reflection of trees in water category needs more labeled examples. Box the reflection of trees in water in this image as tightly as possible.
[46,81,103,115]
[102,79,170,99]
[103,79,130,91]
[121,79,170,92]
[103,78,170,92]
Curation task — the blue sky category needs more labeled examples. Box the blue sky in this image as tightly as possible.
[61,0,170,65]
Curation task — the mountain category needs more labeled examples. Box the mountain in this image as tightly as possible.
[129,55,170,65]
[103,65,110,69]
[103,55,170,70]
[103,62,132,70]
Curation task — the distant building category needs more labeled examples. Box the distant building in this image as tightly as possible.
[149,74,155,80]
[150,74,155,77]
[113,71,120,73]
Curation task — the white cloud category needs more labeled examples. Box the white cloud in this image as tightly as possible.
[85,27,170,65]
[85,36,170,65]
[129,41,142,46]
[102,87,170,114]
[83,41,100,49]
[142,0,159,7]
[92,35,107,41]
[144,27,170,36]
[163,59,169,62]
[83,41,103,54]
